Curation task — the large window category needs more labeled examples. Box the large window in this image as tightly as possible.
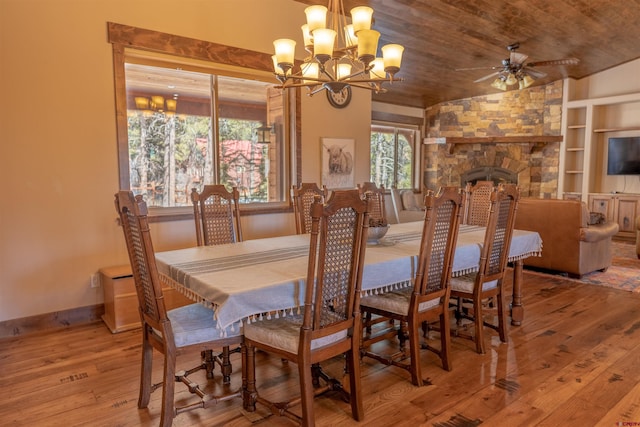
[108,22,296,216]
[125,63,286,207]
[370,123,419,189]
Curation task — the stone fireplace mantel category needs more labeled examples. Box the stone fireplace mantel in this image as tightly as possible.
[424,136,563,155]
[424,136,563,145]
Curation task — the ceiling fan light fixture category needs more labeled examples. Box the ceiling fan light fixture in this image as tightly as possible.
[491,77,507,91]
[505,73,518,86]
[468,43,579,92]
[519,74,535,89]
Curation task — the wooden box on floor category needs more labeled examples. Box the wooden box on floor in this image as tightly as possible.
[100,265,192,333]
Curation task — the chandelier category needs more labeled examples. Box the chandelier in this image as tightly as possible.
[134,95,178,116]
[271,0,404,96]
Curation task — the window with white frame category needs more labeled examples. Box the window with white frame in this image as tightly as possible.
[370,123,419,189]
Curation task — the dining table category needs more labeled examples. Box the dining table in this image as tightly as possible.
[155,221,542,335]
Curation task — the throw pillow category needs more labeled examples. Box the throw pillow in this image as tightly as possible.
[401,190,419,211]
[588,212,606,225]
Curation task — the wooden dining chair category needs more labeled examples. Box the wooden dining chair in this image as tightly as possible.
[360,186,464,386]
[450,184,520,354]
[242,189,370,426]
[191,184,242,246]
[291,182,329,234]
[357,181,387,226]
[191,184,243,381]
[115,191,242,427]
[463,180,494,226]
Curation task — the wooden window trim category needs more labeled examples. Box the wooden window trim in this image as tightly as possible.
[107,22,301,219]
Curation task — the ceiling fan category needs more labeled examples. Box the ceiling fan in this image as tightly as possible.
[457,42,579,90]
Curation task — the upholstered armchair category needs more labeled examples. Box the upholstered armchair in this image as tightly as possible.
[514,198,619,278]
[389,187,425,223]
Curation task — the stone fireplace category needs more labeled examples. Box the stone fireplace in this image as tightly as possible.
[422,140,561,198]
[422,80,564,199]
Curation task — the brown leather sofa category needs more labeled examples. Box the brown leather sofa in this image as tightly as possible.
[514,198,619,278]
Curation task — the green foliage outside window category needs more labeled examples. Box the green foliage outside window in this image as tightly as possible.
[370,125,415,189]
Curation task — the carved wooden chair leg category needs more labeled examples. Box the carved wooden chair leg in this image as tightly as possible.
[397,321,409,354]
[138,330,153,408]
[202,350,215,379]
[220,346,232,383]
[242,342,257,412]
[311,363,322,387]
[473,297,485,354]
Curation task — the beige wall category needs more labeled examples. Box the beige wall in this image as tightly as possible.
[0,0,373,322]
[2,0,638,324]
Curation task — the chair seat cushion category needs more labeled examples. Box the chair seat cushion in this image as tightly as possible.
[167,303,241,348]
[243,314,348,354]
[450,274,498,294]
[360,289,440,316]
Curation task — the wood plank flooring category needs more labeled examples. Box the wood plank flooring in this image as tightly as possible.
[2,269,640,427]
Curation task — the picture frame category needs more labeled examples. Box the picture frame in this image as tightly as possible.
[321,138,355,189]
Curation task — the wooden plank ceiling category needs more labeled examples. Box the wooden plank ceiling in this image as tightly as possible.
[295,0,640,108]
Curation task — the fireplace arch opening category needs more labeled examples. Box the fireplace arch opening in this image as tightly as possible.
[461,166,518,186]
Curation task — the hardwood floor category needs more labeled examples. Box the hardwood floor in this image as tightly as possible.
[2,269,640,426]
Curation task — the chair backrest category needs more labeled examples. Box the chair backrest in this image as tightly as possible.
[357,182,386,226]
[303,189,369,340]
[114,191,169,329]
[191,185,242,245]
[414,187,464,299]
[464,180,494,226]
[291,182,328,234]
[478,184,520,282]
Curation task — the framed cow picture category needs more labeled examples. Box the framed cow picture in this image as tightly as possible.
[321,138,355,189]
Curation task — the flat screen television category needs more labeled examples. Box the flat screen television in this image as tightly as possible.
[607,137,640,175]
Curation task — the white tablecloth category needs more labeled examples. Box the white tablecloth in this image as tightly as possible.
[155,222,541,333]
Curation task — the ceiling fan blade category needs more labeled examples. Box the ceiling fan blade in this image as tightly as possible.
[455,65,502,71]
[527,58,580,67]
[474,71,501,83]
[522,67,547,79]
[510,51,529,65]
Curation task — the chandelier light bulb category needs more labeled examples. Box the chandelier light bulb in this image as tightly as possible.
[382,44,404,76]
[313,28,336,61]
[356,29,380,64]
[350,6,373,33]
[273,39,296,70]
[305,5,328,33]
[336,63,352,80]
[370,58,386,79]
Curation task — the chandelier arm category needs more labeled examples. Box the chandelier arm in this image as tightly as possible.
[356,77,405,84]
[318,64,336,81]
[338,69,369,81]
[276,82,324,90]
[309,85,327,96]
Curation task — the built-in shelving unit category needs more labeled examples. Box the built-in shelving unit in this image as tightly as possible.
[560,81,640,202]
[560,103,589,197]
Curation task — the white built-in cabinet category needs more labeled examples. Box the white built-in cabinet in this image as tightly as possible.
[560,79,640,201]
[560,80,640,237]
